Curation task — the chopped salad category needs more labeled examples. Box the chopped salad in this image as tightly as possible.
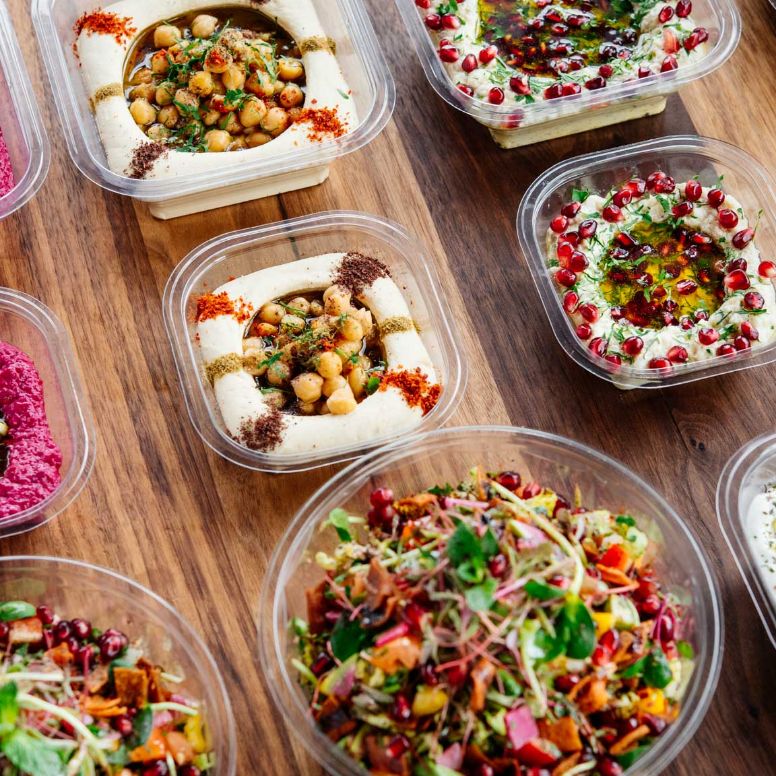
[0,601,213,775]
[292,468,694,775]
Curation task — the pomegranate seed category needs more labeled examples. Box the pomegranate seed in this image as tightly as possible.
[744,291,765,310]
[718,209,738,229]
[717,343,736,356]
[589,337,606,357]
[616,231,637,248]
[441,13,460,29]
[561,202,581,218]
[439,46,459,62]
[496,471,521,490]
[599,63,614,78]
[604,353,622,368]
[415,0,431,6]
[684,180,702,201]
[621,336,644,356]
[612,190,632,208]
[370,488,394,507]
[578,303,599,323]
[114,715,134,737]
[521,481,542,498]
[424,13,442,29]
[638,65,652,78]
[731,228,754,250]
[70,618,91,641]
[658,5,674,22]
[53,621,72,644]
[552,496,570,517]
[550,215,569,233]
[679,315,693,330]
[597,757,624,776]
[672,200,693,217]
[544,83,563,99]
[488,554,508,577]
[456,83,474,96]
[387,735,411,760]
[707,188,725,207]
[758,260,776,278]
[560,231,580,245]
[661,55,678,72]
[683,31,701,51]
[610,306,625,320]
[555,673,580,692]
[557,242,573,261]
[510,75,530,94]
[644,714,668,735]
[667,345,688,363]
[568,251,588,272]
[446,664,468,685]
[36,605,55,625]
[675,279,698,295]
[461,53,478,72]
[578,220,597,238]
[556,268,577,287]
[99,634,126,662]
[421,663,439,686]
[655,175,676,193]
[640,594,662,616]
[698,328,719,345]
[585,76,607,90]
[676,0,692,16]
[724,269,750,291]
[474,766,495,776]
[695,309,710,321]
[741,322,759,341]
[728,259,748,274]
[648,357,672,370]
[488,86,505,104]
[567,14,585,27]
[626,178,647,196]
[576,323,592,340]
[479,45,498,63]
[646,171,667,191]
[141,762,169,776]
[733,335,751,351]
[563,291,580,313]
[310,652,334,676]
[392,693,412,722]
[602,204,623,222]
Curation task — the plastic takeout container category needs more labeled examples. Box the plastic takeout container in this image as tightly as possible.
[717,432,776,649]
[394,0,739,148]
[259,425,723,776]
[0,0,50,219]
[517,135,776,389]
[0,555,237,773]
[163,211,466,474]
[0,287,95,538]
[31,0,394,219]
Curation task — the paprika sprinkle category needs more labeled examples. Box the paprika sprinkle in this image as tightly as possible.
[196,292,253,324]
[73,11,137,52]
[379,369,441,416]
[294,107,346,142]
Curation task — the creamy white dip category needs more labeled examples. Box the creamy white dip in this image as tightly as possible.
[76,0,356,179]
[197,252,439,456]
[746,484,776,608]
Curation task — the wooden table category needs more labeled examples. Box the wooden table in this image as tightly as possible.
[2,0,775,772]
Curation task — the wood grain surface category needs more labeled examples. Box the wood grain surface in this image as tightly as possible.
[1,0,774,772]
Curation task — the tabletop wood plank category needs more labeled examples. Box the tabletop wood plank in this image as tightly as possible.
[1,0,774,773]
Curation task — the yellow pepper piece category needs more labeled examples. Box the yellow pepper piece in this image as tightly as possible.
[411,685,448,717]
[184,713,208,754]
[638,688,666,716]
[592,612,615,638]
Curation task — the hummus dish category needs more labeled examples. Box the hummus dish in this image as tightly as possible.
[195,252,441,456]
[0,342,62,520]
[546,172,776,370]
[746,482,776,609]
[74,1,357,180]
[416,0,708,113]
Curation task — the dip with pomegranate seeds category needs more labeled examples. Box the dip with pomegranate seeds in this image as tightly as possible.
[417,0,707,114]
[0,342,62,519]
[747,482,776,606]
[546,173,776,371]
[0,127,14,197]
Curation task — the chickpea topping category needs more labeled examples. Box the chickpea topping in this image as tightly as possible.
[246,71,276,98]
[263,389,287,410]
[131,67,153,86]
[229,136,248,151]
[222,64,247,91]
[322,375,348,398]
[151,50,170,75]
[324,287,352,317]
[174,89,199,110]
[280,314,306,334]
[317,351,343,380]
[259,303,285,325]
[189,70,215,97]
[298,401,317,415]
[146,124,172,142]
[205,45,233,73]
[327,387,358,415]
[266,360,291,387]
[154,24,181,49]
[155,82,176,106]
[336,340,361,364]
[252,322,277,337]
[348,366,368,398]
[205,129,231,152]
[279,83,304,109]
[239,97,268,128]
[130,83,156,102]
[221,112,243,135]
[309,300,324,317]
[247,131,272,148]
[288,297,311,316]
[278,58,305,81]
[130,98,156,126]
[158,105,180,129]
[340,315,364,342]
[203,109,221,127]
[191,14,219,39]
[292,372,324,403]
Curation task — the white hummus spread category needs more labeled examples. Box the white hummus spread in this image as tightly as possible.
[196,252,440,456]
[746,484,776,609]
[76,0,356,179]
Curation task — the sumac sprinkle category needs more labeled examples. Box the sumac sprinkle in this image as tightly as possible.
[379,369,441,415]
[238,408,286,451]
[126,141,167,179]
[334,252,390,295]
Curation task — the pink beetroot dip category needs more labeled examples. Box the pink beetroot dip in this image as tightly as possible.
[0,342,62,519]
[0,126,14,198]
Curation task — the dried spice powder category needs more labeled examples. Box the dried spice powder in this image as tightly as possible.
[196,292,253,324]
[334,252,390,295]
[379,368,441,415]
[379,317,417,336]
[238,408,286,452]
[0,127,14,198]
[294,107,346,142]
[73,10,137,48]
[126,141,167,180]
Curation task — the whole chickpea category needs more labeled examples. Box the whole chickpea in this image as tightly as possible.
[205,45,233,74]
[154,24,181,49]
[203,109,221,127]
[328,387,358,415]
[151,50,170,75]
[146,124,171,142]
[348,366,368,398]
[280,314,305,333]
[129,98,157,126]
[322,375,347,397]
[356,308,374,335]
[278,58,305,81]
[130,82,156,101]
[323,286,351,316]
[247,131,272,148]
[335,341,361,366]
[309,300,324,317]
[252,322,277,337]
[239,97,268,128]
[263,389,287,410]
[191,14,219,39]
[131,67,153,85]
[222,112,243,135]
[279,83,304,109]
[246,71,276,98]
[340,315,364,342]
[158,105,180,129]
[229,136,248,151]
[298,401,317,416]
[174,89,200,110]
[292,372,324,403]
[204,129,231,152]
[288,297,310,316]
[222,64,246,91]
[261,107,290,137]
[189,70,215,97]
[259,303,284,325]
[155,82,176,106]
[317,351,342,380]
[273,79,286,96]
[266,360,291,387]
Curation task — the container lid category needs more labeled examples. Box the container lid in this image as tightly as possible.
[717,432,776,649]
[0,0,50,219]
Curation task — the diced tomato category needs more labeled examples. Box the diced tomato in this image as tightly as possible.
[600,544,631,572]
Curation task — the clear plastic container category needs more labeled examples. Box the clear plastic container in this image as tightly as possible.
[31,0,394,219]
[394,0,739,148]
[0,287,95,538]
[163,211,466,474]
[259,425,723,776]
[517,134,776,390]
[0,555,237,773]
[717,432,776,649]
[0,0,50,219]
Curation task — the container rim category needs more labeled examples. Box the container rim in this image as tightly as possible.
[516,134,776,389]
[258,424,724,776]
[394,0,740,127]
[0,286,96,538]
[716,431,776,649]
[162,210,467,473]
[0,0,50,220]
[30,0,395,201]
[0,554,238,774]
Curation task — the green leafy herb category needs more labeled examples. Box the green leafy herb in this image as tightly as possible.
[0,683,18,737]
[677,640,695,659]
[571,188,590,203]
[465,577,498,611]
[327,508,353,542]
[131,705,154,748]
[428,483,454,497]
[616,744,651,769]
[0,602,35,622]
[1,729,64,776]
[556,595,596,659]
[524,579,566,601]
[366,375,381,395]
[330,614,372,661]
[643,648,673,689]
[616,514,636,527]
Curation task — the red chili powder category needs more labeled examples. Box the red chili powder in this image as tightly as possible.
[0,127,14,198]
[379,369,441,416]
[196,292,252,324]
[294,107,346,141]
[73,10,137,53]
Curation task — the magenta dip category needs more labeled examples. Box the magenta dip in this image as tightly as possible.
[0,126,14,198]
[0,342,62,519]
